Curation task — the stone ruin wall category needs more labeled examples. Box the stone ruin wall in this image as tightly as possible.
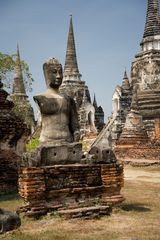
[131,51,160,92]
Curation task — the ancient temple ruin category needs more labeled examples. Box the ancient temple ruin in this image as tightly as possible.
[11,45,35,135]
[92,0,160,163]
[60,15,104,136]
[0,77,29,193]
[92,70,132,150]
[18,57,124,218]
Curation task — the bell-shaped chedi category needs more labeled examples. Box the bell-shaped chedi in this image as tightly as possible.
[117,86,149,147]
[11,45,35,134]
[115,86,160,164]
[131,0,160,140]
[117,110,149,147]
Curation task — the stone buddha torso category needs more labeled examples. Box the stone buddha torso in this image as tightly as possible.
[34,90,73,144]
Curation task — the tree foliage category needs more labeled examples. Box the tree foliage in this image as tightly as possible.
[0,52,34,92]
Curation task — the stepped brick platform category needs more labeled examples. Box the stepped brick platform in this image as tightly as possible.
[114,144,160,165]
[58,206,112,219]
[18,163,124,218]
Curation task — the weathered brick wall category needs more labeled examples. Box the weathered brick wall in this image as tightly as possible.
[0,149,20,193]
[19,165,102,204]
[101,164,124,203]
[0,112,29,148]
[155,118,160,141]
[114,145,160,162]
[18,163,124,217]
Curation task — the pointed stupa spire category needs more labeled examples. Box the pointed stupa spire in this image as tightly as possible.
[143,0,160,38]
[15,44,23,80]
[123,69,128,79]
[63,15,81,80]
[93,93,98,109]
[141,0,160,52]
[12,44,26,95]
[122,69,130,89]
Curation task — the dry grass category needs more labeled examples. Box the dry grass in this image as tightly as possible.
[0,166,160,240]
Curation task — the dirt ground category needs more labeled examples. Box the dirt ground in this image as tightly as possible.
[124,165,160,183]
[0,165,160,240]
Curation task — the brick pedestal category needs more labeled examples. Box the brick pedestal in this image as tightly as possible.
[18,163,124,218]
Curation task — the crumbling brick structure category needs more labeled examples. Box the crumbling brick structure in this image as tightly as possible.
[0,78,30,193]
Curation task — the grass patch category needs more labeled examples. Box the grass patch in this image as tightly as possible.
[0,193,22,212]
[26,138,40,152]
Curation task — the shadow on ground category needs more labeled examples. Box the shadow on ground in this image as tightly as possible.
[0,192,19,202]
[120,203,151,212]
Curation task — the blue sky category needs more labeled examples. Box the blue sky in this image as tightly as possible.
[0,0,148,120]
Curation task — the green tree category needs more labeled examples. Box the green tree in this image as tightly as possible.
[0,52,34,92]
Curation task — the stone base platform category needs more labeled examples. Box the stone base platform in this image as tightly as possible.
[18,163,124,218]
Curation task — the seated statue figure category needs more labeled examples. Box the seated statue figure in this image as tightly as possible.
[34,58,80,144]
[23,58,82,166]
